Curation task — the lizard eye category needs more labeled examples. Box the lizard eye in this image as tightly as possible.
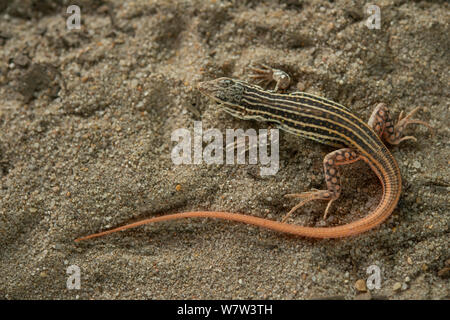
[220,79,233,87]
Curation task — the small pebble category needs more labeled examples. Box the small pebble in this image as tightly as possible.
[393,282,402,291]
[355,279,367,292]
[14,54,29,67]
[437,267,450,277]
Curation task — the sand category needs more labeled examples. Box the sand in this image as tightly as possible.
[0,0,448,299]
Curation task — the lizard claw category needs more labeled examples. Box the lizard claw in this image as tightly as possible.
[388,107,433,145]
[248,63,290,92]
[283,190,335,222]
[397,107,433,132]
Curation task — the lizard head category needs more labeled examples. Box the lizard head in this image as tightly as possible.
[197,78,245,106]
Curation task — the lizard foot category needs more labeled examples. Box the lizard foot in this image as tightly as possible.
[283,190,336,222]
[248,63,290,92]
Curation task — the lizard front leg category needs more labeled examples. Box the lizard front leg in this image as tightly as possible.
[248,63,290,92]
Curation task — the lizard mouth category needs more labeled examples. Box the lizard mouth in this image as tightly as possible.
[197,80,224,103]
[197,80,214,95]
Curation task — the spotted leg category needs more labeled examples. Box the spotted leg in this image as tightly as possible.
[283,148,361,222]
[248,63,291,92]
[368,103,433,144]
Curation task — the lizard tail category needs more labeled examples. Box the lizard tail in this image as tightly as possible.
[74,206,395,242]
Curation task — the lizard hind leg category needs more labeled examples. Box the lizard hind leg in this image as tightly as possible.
[283,148,361,222]
[368,103,433,145]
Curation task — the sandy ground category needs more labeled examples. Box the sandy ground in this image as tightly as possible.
[0,0,448,299]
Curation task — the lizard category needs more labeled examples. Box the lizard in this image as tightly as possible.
[75,65,432,241]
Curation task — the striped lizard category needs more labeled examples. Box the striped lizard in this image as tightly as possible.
[75,65,432,241]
